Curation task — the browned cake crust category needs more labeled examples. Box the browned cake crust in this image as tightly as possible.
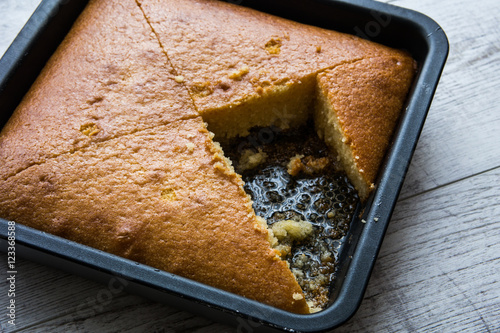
[0,0,416,314]
[0,0,309,313]
[0,117,308,313]
[315,57,416,200]
[137,0,411,138]
[0,0,197,181]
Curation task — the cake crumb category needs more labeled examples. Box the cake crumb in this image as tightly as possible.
[307,301,322,313]
[191,81,213,97]
[265,38,282,54]
[287,154,304,176]
[237,149,268,172]
[229,65,250,80]
[287,154,330,176]
[80,123,100,137]
[293,293,304,301]
[174,75,184,83]
[271,219,313,241]
[213,162,225,171]
[186,142,195,153]
[161,188,176,201]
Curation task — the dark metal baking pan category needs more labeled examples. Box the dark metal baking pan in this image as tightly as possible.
[0,0,448,331]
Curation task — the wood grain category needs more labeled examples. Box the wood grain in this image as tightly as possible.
[0,0,41,57]
[336,167,500,333]
[1,0,499,332]
[394,0,500,199]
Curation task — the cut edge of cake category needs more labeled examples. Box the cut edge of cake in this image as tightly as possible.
[204,55,415,201]
[314,83,373,201]
[315,56,416,201]
[201,74,316,139]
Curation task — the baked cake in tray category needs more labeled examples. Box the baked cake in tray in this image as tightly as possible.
[0,0,415,314]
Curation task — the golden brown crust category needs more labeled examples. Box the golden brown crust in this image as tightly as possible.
[0,0,197,180]
[0,0,310,314]
[0,117,309,313]
[137,0,410,135]
[316,56,415,199]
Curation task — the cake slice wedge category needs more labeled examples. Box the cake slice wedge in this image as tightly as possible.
[0,117,310,313]
[315,56,416,200]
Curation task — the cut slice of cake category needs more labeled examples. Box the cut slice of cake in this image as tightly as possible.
[0,116,309,313]
[315,56,416,200]
[137,0,411,138]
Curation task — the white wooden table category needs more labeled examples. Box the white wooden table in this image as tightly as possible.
[1,0,499,332]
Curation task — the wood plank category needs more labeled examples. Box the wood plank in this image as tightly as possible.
[0,0,42,57]
[0,256,233,332]
[335,166,500,332]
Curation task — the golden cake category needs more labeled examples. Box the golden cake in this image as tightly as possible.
[315,57,415,199]
[0,0,415,314]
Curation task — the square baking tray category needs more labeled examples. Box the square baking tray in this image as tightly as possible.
[0,0,448,331]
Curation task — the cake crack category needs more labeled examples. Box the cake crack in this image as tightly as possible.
[0,115,198,182]
[134,0,201,116]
